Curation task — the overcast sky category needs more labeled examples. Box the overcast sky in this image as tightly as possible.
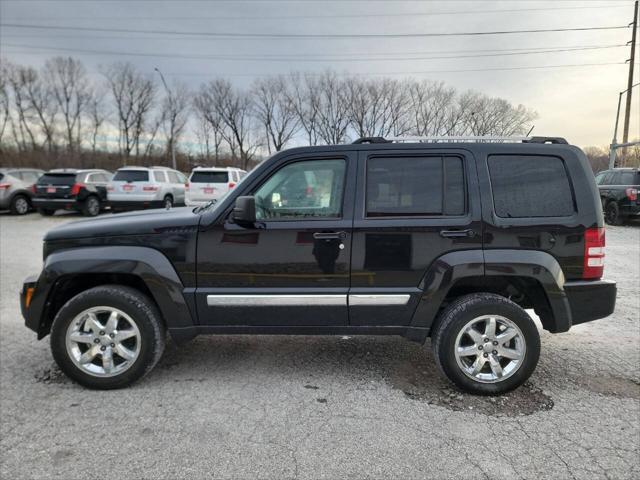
[1,0,638,147]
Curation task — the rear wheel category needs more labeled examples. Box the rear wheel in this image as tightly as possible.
[50,285,166,389]
[604,202,624,225]
[10,194,30,215]
[163,195,173,209]
[82,196,101,217]
[37,208,55,216]
[430,293,540,395]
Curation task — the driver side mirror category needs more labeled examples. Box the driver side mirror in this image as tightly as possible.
[232,196,256,226]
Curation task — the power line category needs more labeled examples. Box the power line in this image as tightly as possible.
[0,23,630,39]
[2,4,630,21]
[1,43,626,62]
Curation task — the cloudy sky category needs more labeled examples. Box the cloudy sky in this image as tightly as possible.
[1,0,638,147]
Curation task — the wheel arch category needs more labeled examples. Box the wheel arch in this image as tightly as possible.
[27,246,196,342]
[411,249,572,335]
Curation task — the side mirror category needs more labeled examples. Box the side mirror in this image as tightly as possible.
[232,196,256,226]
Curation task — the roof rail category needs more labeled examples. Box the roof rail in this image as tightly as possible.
[351,136,568,145]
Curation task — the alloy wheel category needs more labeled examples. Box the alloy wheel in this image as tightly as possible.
[14,197,29,214]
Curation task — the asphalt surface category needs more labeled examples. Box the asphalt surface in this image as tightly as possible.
[1,211,639,480]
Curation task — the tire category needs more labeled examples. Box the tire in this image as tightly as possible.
[50,285,166,389]
[163,195,173,209]
[37,208,55,216]
[604,202,624,226]
[430,293,540,395]
[82,195,101,217]
[10,194,30,215]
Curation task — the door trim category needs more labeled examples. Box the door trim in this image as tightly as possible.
[207,294,347,306]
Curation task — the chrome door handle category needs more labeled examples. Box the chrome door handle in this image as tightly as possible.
[313,231,347,240]
[440,229,475,238]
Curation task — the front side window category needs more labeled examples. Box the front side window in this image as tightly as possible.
[488,155,575,218]
[254,159,346,220]
[366,156,465,217]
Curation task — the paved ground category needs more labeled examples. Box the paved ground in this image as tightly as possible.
[1,211,639,480]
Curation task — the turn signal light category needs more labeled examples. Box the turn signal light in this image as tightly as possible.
[24,287,35,309]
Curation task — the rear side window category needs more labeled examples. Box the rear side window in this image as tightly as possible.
[618,171,638,185]
[366,156,465,217]
[38,173,76,185]
[153,171,167,183]
[190,171,229,183]
[488,155,574,218]
[113,170,149,182]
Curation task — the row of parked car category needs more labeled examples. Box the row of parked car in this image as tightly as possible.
[0,166,247,217]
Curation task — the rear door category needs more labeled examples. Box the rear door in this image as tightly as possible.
[350,148,482,326]
[110,170,150,199]
[190,170,230,202]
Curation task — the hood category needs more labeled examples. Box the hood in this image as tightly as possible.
[44,207,201,241]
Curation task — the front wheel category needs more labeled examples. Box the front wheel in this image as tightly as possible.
[430,293,540,395]
[50,285,166,389]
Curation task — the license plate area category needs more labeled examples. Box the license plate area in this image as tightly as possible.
[46,187,56,193]
[203,187,215,194]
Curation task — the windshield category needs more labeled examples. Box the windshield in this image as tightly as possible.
[113,170,149,182]
[190,171,229,183]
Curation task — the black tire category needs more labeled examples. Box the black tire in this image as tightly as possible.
[50,285,166,389]
[38,208,55,216]
[82,195,101,217]
[430,293,540,395]
[604,201,624,226]
[10,194,30,215]
[163,195,173,209]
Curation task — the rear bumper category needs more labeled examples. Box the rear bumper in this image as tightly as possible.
[32,198,80,211]
[620,204,640,216]
[564,279,616,326]
[109,200,165,211]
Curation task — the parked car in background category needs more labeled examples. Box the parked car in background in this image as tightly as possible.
[0,168,44,215]
[185,166,246,206]
[595,167,640,225]
[108,166,187,212]
[33,169,111,217]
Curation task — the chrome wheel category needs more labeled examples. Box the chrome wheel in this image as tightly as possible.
[454,315,526,383]
[65,306,141,377]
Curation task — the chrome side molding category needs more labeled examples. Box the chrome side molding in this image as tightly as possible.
[206,294,411,307]
[348,294,410,306]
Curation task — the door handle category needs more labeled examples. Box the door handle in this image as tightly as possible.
[440,229,475,238]
[313,231,347,240]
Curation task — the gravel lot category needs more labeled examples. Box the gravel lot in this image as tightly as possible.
[1,212,639,479]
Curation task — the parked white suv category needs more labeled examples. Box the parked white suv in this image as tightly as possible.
[185,167,246,206]
[108,166,187,212]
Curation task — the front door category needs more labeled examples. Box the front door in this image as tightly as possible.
[196,153,356,326]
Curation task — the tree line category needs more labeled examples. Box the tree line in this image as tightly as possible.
[0,56,539,171]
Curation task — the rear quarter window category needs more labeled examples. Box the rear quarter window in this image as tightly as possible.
[488,155,575,218]
[113,170,149,182]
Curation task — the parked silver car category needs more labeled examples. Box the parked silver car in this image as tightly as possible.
[0,168,44,215]
[107,166,187,212]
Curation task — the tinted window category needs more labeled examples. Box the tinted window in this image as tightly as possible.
[618,172,637,185]
[113,170,149,182]
[488,155,574,218]
[366,156,465,217]
[595,171,608,185]
[38,173,77,185]
[190,171,229,183]
[254,159,346,220]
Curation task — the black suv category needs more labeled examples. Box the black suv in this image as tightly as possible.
[33,169,111,217]
[20,137,616,394]
[595,167,640,225]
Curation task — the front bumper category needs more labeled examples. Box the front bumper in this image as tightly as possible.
[564,279,616,326]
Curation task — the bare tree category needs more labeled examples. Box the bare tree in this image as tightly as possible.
[87,88,106,155]
[159,81,190,163]
[103,62,156,161]
[287,72,321,146]
[194,85,227,163]
[314,71,350,144]
[252,76,300,153]
[0,60,11,147]
[45,57,90,153]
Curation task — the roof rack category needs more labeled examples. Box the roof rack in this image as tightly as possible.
[352,136,568,145]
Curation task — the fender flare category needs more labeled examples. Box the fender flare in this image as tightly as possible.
[410,249,571,333]
[26,246,196,340]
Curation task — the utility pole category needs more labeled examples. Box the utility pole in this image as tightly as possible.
[154,67,177,170]
[622,0,638,145]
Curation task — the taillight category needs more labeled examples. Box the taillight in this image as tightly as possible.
[185,182,190,191]
[143,185,159,191]
[31,184,37,193]
[625,188,638,201]
[583,227,605,279]
[228,182,236,189]
[107,184,114,192]
[70,183,84,195]
[0,183,11,190]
